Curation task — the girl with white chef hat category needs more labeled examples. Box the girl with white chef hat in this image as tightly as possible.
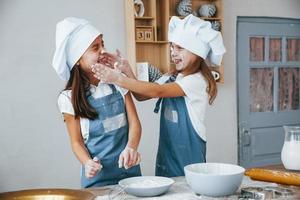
[92,14,226,177]
[52,17,142,188]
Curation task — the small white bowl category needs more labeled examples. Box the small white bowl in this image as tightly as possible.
[184,163,245,197]
[118,176,174,197]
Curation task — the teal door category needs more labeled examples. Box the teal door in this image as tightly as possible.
[237,17,300,168]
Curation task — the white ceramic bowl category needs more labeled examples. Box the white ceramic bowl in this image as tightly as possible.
[184,163,245,197]
[118,176,174,197]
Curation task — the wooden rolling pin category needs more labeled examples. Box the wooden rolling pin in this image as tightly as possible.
[245,168,300,186]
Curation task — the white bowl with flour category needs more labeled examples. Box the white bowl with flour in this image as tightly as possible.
[118,176,174,197]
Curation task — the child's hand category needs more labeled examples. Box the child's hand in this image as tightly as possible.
[99,49,134,78]
[84,157,102,179]
[118,147,141,169]
[91,63,122,83]
[115,57,134,78]
[97,49,120,68]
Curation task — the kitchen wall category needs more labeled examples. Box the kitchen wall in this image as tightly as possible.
[0,0,128,192]
[0,0,299,193]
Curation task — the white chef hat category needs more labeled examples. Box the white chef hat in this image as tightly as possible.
[52,17,102,81]
[168,14,226,66]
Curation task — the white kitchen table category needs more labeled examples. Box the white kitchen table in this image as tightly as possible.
[86,175,299,199]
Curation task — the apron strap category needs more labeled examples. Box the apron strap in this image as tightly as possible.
[153,74,178,113]
[108,84,117,93]
[153,98,163,113]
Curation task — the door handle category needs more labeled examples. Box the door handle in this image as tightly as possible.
[243,129,251,146]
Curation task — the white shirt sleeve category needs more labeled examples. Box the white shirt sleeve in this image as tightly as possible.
[175,73,208,100]
[57,90,89,141]
[155,75,170,85]
[57,90,75,115]
[115,85,128,98]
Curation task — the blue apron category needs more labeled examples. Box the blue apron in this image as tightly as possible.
[154,75,206,177]
[81,84,141,188]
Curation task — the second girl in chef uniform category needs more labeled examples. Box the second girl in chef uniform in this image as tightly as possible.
[92,14,226,177]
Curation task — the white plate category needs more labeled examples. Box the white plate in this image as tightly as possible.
[118,176,174,197]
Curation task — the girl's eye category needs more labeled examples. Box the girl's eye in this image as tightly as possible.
[93,45,99,51]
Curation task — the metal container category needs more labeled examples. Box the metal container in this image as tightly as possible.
[0,188,95,200]
[240,186,293,199]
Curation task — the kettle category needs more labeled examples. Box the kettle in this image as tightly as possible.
[281,126,300,170]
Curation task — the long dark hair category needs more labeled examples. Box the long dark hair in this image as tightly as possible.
[199,59,217,105]
[170,58,217,105]
[63,65,98,120]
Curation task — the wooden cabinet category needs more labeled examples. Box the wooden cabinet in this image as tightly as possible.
[125,0,224,82]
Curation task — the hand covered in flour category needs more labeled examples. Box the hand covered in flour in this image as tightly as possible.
[118,147,141,170]
[98,49,135,78]
[84,157,102,179]
[91,63,122,84]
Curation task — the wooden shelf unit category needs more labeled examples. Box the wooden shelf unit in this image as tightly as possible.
[125,0,224,82]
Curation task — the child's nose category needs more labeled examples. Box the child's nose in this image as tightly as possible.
[171,50,177,57]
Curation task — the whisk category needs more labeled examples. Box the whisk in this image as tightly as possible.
[108,185,127,200]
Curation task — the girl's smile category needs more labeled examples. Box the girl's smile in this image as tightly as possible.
[173,59,182,65]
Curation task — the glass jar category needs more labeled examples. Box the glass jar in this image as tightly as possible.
[281,126,300,170]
